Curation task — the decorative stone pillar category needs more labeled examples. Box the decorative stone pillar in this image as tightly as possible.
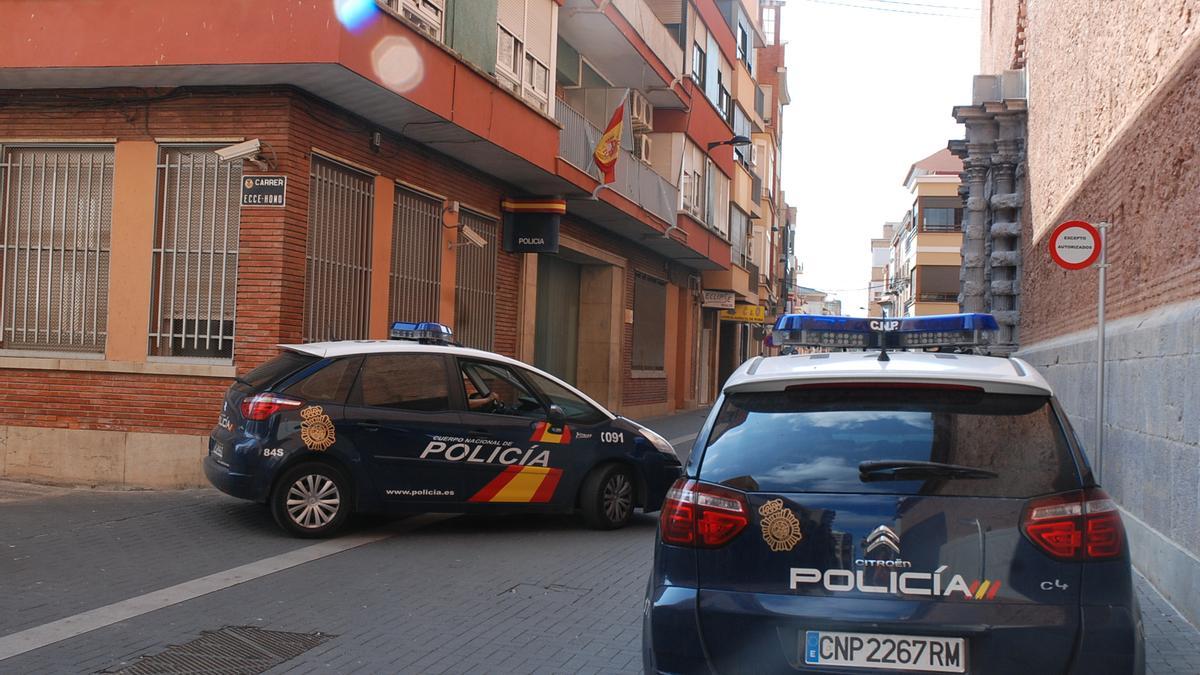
[952,72,1028,354]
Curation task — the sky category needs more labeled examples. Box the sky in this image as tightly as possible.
[778,0,982,315]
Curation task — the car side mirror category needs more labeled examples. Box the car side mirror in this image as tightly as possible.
[547,404,567,426]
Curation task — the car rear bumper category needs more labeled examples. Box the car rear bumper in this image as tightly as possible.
[647,583,1100,674]
[203,454,268,502]
[1069,604,1145,675]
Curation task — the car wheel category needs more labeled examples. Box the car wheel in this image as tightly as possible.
[271,462,351,538]
[581,464,635,530]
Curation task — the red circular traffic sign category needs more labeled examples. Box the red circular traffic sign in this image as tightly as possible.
[1049,220,1102,270]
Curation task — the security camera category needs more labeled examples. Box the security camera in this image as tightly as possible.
[214,139,262,163]
[460,225,487,248]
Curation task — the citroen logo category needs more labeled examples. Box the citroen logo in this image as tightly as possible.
[864,525,901,555]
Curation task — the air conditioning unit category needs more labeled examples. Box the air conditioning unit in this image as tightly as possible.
[630,91,654,132]
[748,143,759,168]
[635,134,652,164]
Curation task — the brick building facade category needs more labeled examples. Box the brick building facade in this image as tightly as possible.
[0,0,792,489]
[963,0,1200,627]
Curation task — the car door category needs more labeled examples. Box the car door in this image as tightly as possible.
[452,358,569,508]
[341,352,465,508]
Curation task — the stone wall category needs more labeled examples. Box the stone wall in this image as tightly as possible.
[1018,298,1200,628]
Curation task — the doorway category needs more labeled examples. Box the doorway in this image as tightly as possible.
[534,255,581,383]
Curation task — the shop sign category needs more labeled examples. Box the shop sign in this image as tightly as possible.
[720,303,767,323]
[702,290,737,309]
[241,175,287,208]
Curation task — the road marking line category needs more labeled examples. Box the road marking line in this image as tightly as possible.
[0,513,453,662]
[667,433,698,446]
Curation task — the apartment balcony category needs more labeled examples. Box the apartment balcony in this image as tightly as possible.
[558,0,685,110]
[556,101,677,226]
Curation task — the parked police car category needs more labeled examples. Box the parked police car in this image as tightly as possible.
[643,314,1144,674]
[204,322,682,537]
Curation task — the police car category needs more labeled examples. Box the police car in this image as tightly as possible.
[204,322,682,538]
[643,314,1144,674]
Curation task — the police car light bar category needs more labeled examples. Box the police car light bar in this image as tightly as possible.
[772,313,999,350]
[389,321,455,344]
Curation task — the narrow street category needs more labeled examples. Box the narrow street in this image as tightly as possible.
[0,410,707,674]
[0,406,1196,674]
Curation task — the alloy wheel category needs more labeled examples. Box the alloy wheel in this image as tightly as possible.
[602,473,632,523]
[285,473,341,529]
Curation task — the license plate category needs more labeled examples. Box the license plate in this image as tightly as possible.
[804,631,965,673]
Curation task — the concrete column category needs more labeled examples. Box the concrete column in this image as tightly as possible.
[577,265,623,409]
[106,141,159,363]
[368,176,396,339]
[517,253,538,363]
[438,204,458,330]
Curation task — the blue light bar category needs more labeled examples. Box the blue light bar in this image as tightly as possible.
[771,313,998,350]
[389,321,455,344]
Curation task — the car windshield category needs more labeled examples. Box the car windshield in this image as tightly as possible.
[699,387,1082,498]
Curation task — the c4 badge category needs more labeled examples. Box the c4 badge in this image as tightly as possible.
[759,498,802,552]
[300,406,336,451]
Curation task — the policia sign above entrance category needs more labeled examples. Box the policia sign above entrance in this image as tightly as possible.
[502,198,565,253]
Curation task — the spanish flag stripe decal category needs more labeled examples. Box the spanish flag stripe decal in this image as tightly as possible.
[985,580,1001,599]
[974,580,991,600]
[530,469,563,503]
[968,580,981,597]
[491,467,552,502]
[468,465,523,502]
[468,466,563,503]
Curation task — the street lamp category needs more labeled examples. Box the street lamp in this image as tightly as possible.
[706,135,752,155]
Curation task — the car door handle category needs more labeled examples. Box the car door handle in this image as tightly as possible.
[360,421,383,431]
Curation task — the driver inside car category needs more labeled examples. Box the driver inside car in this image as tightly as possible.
[463,374,500,411]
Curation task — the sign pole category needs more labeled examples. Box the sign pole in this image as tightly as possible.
[1095,221,1110,483]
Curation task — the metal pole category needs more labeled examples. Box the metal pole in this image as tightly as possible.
[1095,221,1110,483]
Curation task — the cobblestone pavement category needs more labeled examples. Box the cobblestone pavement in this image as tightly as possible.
[0,406,1196,674]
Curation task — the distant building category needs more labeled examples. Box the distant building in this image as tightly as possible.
[868,222,897,316]
[884,149,964,317]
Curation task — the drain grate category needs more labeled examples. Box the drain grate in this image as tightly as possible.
[100,626,332,675]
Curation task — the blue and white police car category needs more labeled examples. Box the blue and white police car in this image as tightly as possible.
[204,322,682,537]
[643,313,1144,674]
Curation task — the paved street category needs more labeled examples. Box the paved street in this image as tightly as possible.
[1,406,1197,674]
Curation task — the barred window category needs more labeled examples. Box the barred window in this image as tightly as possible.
[454,210,498,350]
[390,186,442,324]
[305,155,373,343]
[0,146,113,353]
[149,146,241,359]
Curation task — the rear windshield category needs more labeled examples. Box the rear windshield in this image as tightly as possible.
[698,388,1080,498]
[239,351,319,390]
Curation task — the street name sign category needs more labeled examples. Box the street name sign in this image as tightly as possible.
[1049,220,1101,270]
[241,175,287,208]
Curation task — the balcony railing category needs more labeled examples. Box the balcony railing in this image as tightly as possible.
[556,101,678,226]
[610,0,684,79]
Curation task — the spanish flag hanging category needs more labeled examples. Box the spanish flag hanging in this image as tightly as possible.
[592,94,627,185]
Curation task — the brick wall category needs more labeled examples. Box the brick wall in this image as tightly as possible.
[1024,0,1200,241]
[1020,52,1200,345]
[0,86,678,437]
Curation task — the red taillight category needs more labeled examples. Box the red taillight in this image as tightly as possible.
[1022,488,1124,561]
[240,394,303,421]
[659,479,749,548]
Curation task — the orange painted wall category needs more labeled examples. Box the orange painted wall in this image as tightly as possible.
[106,141,158,363]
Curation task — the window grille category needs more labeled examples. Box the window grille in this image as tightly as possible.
[149,146,241,359]
[390,186,442,324]
[305,156,373,343]
[454,210,498,350]
[0,146,113,353]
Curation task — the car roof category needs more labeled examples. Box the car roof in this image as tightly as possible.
[725,350,1053,395]
[279,340,617,420]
